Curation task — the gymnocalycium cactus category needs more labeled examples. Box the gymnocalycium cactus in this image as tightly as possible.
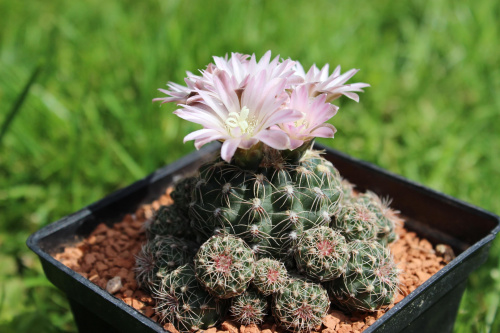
[273,278,330,332]
[194,234,255,299]
[132,51,403,332]
[229,287,269,325]
[153,264,226,332]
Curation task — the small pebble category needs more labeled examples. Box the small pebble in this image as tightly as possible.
[106,276,122,294]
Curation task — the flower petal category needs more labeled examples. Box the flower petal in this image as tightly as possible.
[310,124,337,138]
[253,129,290,150]
[221,138,241,162]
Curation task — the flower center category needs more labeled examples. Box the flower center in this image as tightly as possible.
[225,106,256,135]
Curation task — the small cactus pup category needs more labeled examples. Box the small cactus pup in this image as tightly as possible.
[194,234,255,299]
[294,226,349,282]
[327,240,399,312]
[134,235,197,290]
[230,287,269,325]
[170,176,197,213]
[153,264,226,332]
[332,202,379,242]
[356,191,400,244]
[273,277,330,332]
[145,204,193,240]
[252,258,289,296]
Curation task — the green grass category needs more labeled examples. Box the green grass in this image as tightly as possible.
[1,0,499,331]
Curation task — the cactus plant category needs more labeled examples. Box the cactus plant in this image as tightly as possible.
[153,264,226,332]
[332,202,379,242]
[327,240,399,312]
[294,226,349,282]
[356,191,400,244]
[252,258,289,296]
[188,150,343,261]
[136,51,406,331]
[194,234,255,299]
[134,235,196,290]
[273,278,330,332]
[230,288,269,325]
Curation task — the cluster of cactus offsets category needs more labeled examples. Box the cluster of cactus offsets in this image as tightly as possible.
[134,149,402,331]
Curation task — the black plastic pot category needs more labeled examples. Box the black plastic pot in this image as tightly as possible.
[27,143,500,333]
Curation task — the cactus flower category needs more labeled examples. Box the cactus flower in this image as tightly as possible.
[175,70,302,162]
[294,62,370,102]
[274,85,339,150]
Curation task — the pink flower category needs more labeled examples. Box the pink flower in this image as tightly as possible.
[153,51,297,107]
[174,71,302,162]
[275,86,338,149]
[294,62,370,102]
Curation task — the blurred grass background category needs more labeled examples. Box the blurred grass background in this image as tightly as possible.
[1,0,499,332]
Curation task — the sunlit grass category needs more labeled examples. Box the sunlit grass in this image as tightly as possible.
[1,0,499,332]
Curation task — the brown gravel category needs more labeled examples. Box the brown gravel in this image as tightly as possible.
[54,188,448,333]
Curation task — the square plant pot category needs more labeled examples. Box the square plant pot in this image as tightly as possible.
[27,143,500,333]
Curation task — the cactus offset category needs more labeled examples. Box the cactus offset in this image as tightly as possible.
[332,202,379,242]
[153,265,226,332]
[273,277,330,332]
[230,288,269,325]
[194,234,255,299]
[146,205,192,240]
[295,226,349,282]
[356,191,400,244]
[252,258,289,296]
[134,235,196,290]
[327,240,399,312]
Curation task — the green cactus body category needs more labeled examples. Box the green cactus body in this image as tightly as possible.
[272,278,330,332]
[252,258,289,296]
[194,234,255,299]
[332,202,379,242]
[153,265,226,332]
[134,235,196,289]
[295,226,349,282]
[146,205,194,240]
[327,240,399,312]
[171,176,196,212]
[189,150,343,260]
[356,191,399,244]
[339,178,356,202]
[230,288,269,325]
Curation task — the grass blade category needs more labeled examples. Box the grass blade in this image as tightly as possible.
[0,62,44,145]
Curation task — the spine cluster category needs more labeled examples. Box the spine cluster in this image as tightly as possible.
[135,148,401,332]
